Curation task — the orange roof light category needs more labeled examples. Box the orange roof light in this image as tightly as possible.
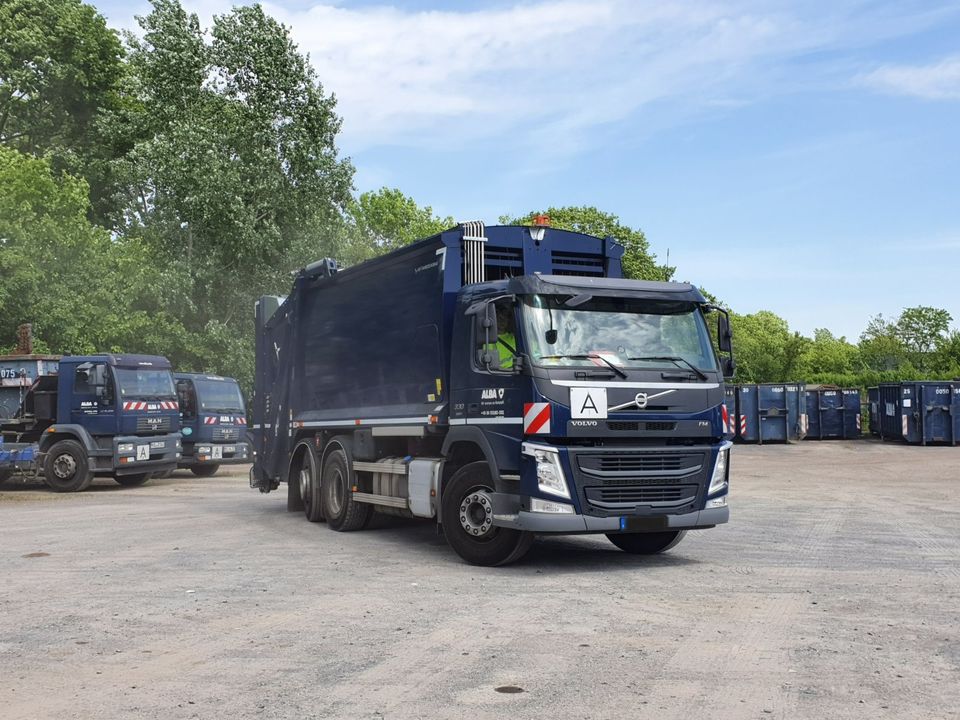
[532,213,550,227]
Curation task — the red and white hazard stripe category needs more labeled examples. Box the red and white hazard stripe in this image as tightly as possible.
[159,400,179,410]
[721,404,730,434]
[739,415,747,435]
[856,414,861,431]
[901,415,908,436]
[523,403,551,434]
[204,417,218,425]
[235,416,246,425]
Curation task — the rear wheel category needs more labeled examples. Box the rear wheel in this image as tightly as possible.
[43,440,93,493]
[190,464,219,477]
[114,473,150,487]
[322,440,370,531]
[295,443,323,522]
[151,468,175,480]
[441,461,533,566]
[606,530,686,555]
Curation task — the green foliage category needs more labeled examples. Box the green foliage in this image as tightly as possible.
[342,187,454,264]
[0,0,124,219]
[727,311,809,383]
[500,206,674,281]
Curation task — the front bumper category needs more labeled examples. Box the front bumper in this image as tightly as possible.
[113,433,182,475]
[181,441,250,466]
[489,492,729,533]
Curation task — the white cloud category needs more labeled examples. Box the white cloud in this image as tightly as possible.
[861,55,960,100]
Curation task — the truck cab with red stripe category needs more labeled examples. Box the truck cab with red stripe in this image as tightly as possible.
[251,223,734,565]
[173,373,250,477]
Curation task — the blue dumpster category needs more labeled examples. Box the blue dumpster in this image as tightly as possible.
[723,384,737,440]
[0,355,59,418]
[867,387,880,437]
[878,382,960,445]
[736,383,807,443]
[805,387,861,440]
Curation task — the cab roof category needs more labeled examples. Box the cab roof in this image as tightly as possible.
[174,372,238,383]
[60,354,172,369]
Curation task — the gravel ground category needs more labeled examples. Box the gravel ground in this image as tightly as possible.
[1,441,958,720]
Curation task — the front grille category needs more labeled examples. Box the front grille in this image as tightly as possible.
[606,421,677,432]
[136,416,171,433]
[585,484,698,507]
[213,427,240,441]
[577,453,701,475]
[569,448,709,516]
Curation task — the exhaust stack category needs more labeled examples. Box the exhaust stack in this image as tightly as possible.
[461,221,487,285]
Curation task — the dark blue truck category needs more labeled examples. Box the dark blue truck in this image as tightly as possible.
[0,354,182,492]
[173,372,250,476]
[250,222,734,565]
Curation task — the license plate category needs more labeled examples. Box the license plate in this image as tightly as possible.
[136,445,150,461]
[223,445,235,454]
[212,446,223,460]
[150,441,165,449]
[620,516,669,532]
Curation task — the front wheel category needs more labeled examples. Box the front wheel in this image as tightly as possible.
[43,440,94,493]
[114,473,151,487]
[440,462,533,566]
[190,464,219,477]
[606,530,686,555]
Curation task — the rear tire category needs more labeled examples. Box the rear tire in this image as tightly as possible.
[190,464,219,477]
[151,468,175,480]
[606,530,686,555]
[114,473,150,487]
[440,461,533,566]
[43,440,93,493]
[322,440,370,531]
[294,443,323,522]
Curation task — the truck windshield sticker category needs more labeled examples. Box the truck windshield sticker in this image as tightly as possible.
[570,387,607,419]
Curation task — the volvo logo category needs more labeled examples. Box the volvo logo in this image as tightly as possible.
[610,389,677,412]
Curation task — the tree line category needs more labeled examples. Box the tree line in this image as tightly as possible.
[1,0,957,395]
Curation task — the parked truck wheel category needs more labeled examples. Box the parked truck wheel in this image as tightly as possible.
[114,473,151,487]
[321,439,370,531]
[152,468,175,480]
[293,442,323,522]
[606,530,686,555]
[190,464,219,477]
[0,469,12,487]
[43,440,94,493]
[441,462,534,567]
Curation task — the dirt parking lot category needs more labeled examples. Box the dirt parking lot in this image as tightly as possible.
[1,441,958,720]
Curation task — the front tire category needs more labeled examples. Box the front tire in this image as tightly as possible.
[322,439,370,531]
[441,462,533,566]
[606,530,686,555]
[190,464,219,477]
[114,473,150,487]
[43,440,93,493]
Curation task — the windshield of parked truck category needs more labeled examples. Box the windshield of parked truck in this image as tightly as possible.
[195,379,245,412]
[520,295,719,372]
[115,368,176,399]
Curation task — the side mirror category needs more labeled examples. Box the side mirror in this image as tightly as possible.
[96,385,110,406]
[722,356,736,379]
[717,313,733,353]
[474,302,500,368]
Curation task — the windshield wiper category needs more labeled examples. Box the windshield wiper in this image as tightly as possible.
[539,354,627,379]
[628,356,707,381]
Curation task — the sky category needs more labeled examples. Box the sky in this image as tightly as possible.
[93,0,960,339]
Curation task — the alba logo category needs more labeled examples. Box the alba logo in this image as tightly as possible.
[481,388,505,400]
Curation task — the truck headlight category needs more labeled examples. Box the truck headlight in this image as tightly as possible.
[118,443,134,453]
[708,444,731,495]
[522,443,570,499]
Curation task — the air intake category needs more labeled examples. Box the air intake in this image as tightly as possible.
[461,221,487,285]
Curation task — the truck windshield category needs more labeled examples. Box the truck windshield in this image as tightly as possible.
[194,379,244,412]
[115,368,176,399]
[520,295,719,373]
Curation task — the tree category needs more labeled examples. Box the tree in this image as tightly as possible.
[798,329,861,378]
[110,0,354,387]
[728,310,809,383]
[894,306,952,372]
[0,0,124,219]
[500,206,673,281]
[342,187,453,264]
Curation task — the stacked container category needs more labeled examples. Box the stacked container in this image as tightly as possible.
[876,382,959,445]
[0,355,60,418]
[804,387,862,440]
[733,383,807,443]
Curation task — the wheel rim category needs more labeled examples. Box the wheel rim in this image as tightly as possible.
[458,485,495,539]
[299,466,311,507]
[328,466,344,515]
[53,453,77,480]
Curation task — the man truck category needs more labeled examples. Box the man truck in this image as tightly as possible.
[173,372,250,476]
[0,354,182,492]
[250,222,734,565]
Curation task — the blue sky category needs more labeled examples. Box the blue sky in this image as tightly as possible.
[95,0,960,340]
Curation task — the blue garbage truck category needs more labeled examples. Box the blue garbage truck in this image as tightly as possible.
[173,372,250,476]
[250,222,735,565]
[0,354,182,492]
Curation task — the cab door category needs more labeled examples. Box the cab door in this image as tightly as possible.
[70,362,116,435]
[176,379,199,442]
